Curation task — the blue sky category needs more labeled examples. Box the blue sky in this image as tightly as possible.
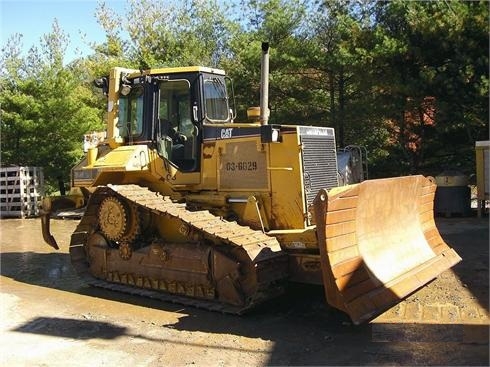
[1,0,126,62]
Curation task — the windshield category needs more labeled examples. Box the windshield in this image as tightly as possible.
[204,77,229,122]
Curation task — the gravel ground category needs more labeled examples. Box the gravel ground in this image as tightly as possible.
[0,216,488,366]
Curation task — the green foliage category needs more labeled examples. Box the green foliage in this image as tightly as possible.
[223,0,313,123]
[368,0,489,176]
[0,21,103,192]
[1,0,488,185]
[92,0,234,69]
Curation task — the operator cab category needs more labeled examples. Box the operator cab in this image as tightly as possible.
[115,67,233,172]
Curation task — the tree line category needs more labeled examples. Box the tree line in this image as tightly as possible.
[1,0,488,192]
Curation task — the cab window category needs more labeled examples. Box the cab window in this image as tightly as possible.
[204,78,229,122]
[159,80,192,134]
[118,85,144,137]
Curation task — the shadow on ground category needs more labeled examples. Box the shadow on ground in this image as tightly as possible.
[1,216,489,365]
[10,312,489,366]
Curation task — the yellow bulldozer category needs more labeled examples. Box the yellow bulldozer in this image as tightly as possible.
[41,43,461,324]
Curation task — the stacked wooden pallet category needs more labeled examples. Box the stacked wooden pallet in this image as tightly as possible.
[0,166,44,218]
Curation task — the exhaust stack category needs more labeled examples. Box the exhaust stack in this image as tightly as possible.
[260,42,270,125]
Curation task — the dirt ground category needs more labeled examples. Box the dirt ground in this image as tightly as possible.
[0,216,488,366]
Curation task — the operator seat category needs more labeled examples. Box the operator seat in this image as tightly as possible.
[159,118,185,163]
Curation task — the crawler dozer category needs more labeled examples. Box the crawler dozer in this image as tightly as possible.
[41,43,461,324]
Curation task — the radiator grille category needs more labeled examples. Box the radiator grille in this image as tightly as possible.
[299,126,338,208]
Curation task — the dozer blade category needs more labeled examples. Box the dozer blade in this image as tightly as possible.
[313,175,461,324]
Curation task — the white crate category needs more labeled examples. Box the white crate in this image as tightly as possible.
[0,166,44,218]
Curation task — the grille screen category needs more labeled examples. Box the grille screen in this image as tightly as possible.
[299,126,338,207]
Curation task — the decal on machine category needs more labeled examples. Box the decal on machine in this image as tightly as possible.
[203,126,261,141]
[220,128,233,139]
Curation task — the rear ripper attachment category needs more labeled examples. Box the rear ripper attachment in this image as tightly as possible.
[69,185,288,313]
[313,175,462,324]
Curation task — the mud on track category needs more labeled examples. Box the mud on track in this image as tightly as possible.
[0,217,488,366]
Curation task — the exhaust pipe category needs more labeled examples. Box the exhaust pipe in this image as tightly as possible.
[260,42,270,125]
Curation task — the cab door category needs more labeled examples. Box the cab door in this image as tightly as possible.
[156,79,199,172]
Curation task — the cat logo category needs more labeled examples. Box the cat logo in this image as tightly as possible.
[220,128,233,139]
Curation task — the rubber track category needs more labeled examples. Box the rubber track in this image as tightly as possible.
[69,184,286,314]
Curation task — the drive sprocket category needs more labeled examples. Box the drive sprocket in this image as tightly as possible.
[98,196,139,242]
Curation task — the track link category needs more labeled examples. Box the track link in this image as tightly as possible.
[69,184,288,314]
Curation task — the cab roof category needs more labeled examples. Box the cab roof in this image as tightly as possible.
[127,66,226,78]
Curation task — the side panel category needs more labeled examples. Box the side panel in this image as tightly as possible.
[201,125,266,191]
[268,131,306,229]
[218,140,268,191]
[314,175,462,324]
